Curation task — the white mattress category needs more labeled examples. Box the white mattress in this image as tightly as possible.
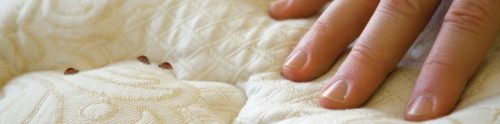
[1,0,500,123]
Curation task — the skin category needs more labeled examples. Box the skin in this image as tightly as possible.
[270,0,500,121]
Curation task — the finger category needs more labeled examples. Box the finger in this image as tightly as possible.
[319,0,441,109]
[282,0,379,82]
[406,0,500,121]
[269,0,331,20]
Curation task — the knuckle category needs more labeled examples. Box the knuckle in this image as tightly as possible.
[377,0,422,19]
[350,43,377,64]
[314,19,331,33]
[443,0,493,34]
[423,59,454,71]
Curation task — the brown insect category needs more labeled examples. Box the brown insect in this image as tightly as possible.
[159,62,172,69]
[137,55,150,64]
[64,68,79,75]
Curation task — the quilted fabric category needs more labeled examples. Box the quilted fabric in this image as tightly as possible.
[0,0,500,123]
[1,61,245,123]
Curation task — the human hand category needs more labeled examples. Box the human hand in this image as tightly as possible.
[270,0,500,121]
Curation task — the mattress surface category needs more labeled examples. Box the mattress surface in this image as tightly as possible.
[1,0,500,123]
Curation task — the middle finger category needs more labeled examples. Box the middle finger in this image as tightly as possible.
[319,0,441,109]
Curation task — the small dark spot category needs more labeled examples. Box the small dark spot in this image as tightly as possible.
[137,55,150,64]
[64,68,79,75]
[159,62,172,69]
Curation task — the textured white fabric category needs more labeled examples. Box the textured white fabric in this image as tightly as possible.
[0,0,500,123]
[1,61,245,123]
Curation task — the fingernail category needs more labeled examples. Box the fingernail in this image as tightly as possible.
[321,80,348,103]
[408,94,434,116]
[283,50,307,69]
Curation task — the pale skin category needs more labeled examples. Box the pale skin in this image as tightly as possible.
[269,0,500,121]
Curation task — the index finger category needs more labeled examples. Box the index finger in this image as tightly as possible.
[282,0,379,82]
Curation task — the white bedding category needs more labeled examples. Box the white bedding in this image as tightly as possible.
[1,0,500,123]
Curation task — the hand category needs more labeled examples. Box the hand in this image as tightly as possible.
[270,0,500,121]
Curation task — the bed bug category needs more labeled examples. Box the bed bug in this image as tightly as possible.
[137,55,150,64]
[64,68,79,75]
[159,62,172,69]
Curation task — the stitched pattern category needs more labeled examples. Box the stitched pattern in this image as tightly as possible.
[0,0,499,123]
[0,61,245,123]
